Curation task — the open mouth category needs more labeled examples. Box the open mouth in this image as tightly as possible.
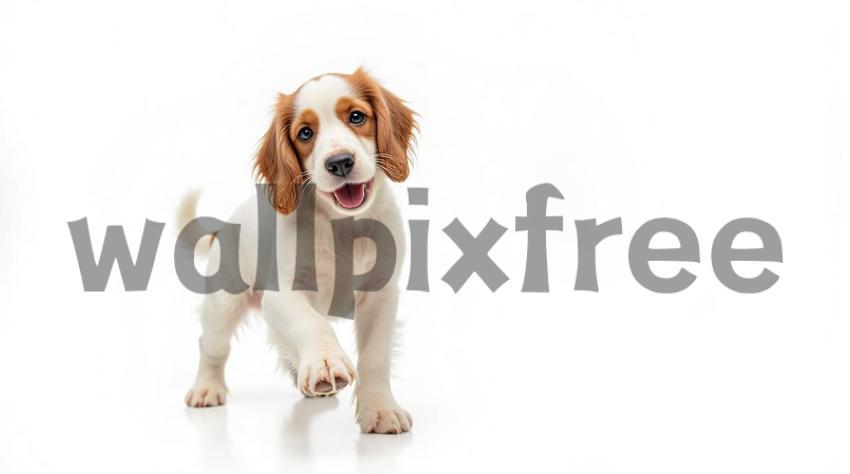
[330,179,373,209]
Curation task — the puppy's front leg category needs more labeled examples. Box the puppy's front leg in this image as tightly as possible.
[355,286,412,434]
[263,291,356,397]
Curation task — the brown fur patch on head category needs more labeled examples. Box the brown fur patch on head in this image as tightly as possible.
[335,96,375,139]
[345,68,417,182]
[290,109,318,159]
[254,93,303,214]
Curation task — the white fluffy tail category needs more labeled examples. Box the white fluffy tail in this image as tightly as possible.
[176,189,213,255]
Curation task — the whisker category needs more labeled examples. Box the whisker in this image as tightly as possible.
[299,169,315,185]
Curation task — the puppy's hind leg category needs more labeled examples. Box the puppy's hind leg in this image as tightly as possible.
[185,291,251,407]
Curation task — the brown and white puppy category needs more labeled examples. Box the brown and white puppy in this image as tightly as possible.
[181,68,416,434]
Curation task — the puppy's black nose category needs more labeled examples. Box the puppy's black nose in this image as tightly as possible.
[325,153,354,177]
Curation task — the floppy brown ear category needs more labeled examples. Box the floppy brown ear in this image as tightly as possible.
[254,93,303,214]
[350,68,417,182]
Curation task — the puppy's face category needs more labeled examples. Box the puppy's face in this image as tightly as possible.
[292,75,378,213]
[255,69,416,215]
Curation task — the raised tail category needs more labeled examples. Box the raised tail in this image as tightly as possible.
[175,189,213,255]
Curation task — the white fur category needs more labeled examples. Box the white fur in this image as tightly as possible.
[296,75,379,215]
[184,76,411,435]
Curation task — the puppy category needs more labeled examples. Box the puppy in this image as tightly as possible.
[181,68,416,434]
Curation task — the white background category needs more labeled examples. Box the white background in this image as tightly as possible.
[1,0,849,472]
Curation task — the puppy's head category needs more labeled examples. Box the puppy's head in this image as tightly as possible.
[255,68,416,215]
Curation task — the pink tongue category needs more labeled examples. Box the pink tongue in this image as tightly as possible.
[333,183,366,208]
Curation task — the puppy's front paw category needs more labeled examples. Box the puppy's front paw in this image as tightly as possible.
[296,354,356,398]
[185,381,227,407]
[357,403,413,434]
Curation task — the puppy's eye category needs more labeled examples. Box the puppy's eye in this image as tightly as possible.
[297,127,313,141]
[348,111,366,125]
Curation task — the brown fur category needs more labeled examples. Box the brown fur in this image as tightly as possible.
[254,93,302,214]
[335,96,375,139]
[346,68,417,182]
[290,109,318,159]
